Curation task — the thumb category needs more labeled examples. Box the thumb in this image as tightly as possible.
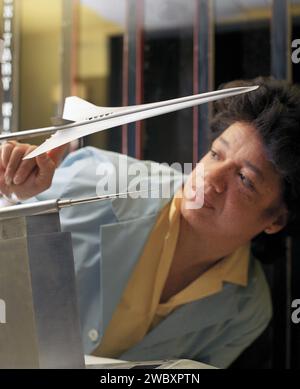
[47,144,69,167]
[35,152,56,182]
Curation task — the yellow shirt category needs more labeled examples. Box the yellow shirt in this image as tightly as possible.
[94,192,250,358]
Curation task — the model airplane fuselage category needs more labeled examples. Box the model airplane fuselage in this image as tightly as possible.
[0,85,259,159]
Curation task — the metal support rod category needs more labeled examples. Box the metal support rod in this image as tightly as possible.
[0,190,145,220]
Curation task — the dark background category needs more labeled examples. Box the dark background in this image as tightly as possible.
[106,12,300,369]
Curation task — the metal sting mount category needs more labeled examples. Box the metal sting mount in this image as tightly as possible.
[0,191,139,368]
[0,212,84,369]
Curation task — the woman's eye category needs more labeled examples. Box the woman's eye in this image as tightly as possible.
[210,149,219,159]
[238,172,255,191]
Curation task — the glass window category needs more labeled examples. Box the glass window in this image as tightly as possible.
[78,0,126,152]
[142,0,194,165]
[214,0,272,86]
[19,0,62,133]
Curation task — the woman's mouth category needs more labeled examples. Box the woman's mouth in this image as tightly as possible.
[203,198,214,209]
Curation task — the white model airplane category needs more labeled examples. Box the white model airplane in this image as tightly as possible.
[0,86,259,159]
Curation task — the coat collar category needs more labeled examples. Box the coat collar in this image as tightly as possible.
[120,282,239,356]
[133,258,256,352]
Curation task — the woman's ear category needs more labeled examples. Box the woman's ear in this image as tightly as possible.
[264,207,289,234]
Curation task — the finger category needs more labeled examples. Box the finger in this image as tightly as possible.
[1,141,17,169]
[5,145,28,186]
[0,170,12,198]
[13,146,38,185]
[9,168,38,201]
[10,153,56,200]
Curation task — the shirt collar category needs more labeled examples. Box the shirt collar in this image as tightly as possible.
[219,244,250,287]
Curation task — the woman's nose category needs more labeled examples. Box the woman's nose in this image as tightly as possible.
[205,161,234,193]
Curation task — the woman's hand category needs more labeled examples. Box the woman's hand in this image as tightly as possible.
[0,141,68,200]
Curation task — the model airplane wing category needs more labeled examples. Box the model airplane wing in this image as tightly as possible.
[17,85,257,159]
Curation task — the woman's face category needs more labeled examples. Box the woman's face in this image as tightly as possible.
[181,121,287,246]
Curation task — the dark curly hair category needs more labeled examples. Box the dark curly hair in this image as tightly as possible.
[210,77,300,263]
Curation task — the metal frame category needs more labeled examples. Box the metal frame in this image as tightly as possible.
[193,0,214,165]
[122,0,144,158]
[60,0,82,149]
[271,0,291,82]
[270,0,292,369]
[1,0,20,134]
[61,0,79,105]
